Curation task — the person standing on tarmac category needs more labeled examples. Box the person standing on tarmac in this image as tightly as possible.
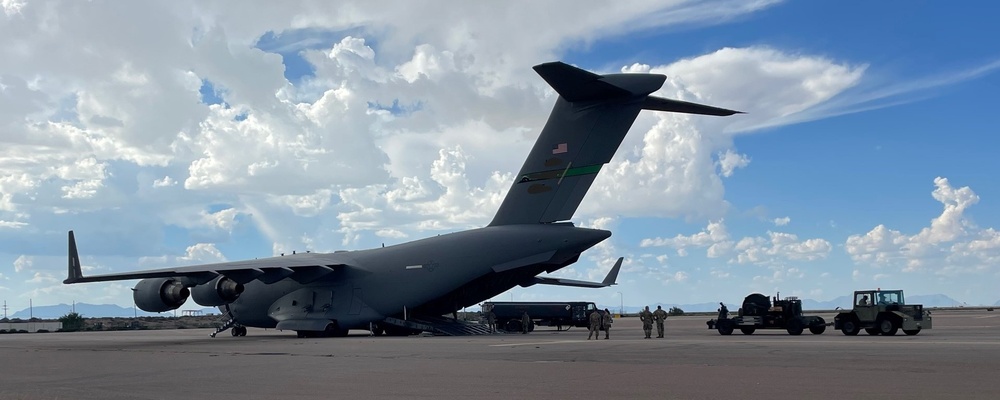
[639,306,654,339]
[486,310,497,333]
[521,311,531,334]
[652,305,668,338]
[587,309,602,340]
[602,308,613,339]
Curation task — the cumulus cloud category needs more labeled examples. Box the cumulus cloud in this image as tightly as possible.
[846,177,999,274]
[582,47,865,220]
[641,219,832,266]
[153,176,177,187]
[139,243,227,268]
[13,255,32,273]
[3,1,991,309]
[773,217,790,226]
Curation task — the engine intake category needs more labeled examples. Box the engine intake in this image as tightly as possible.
[133,278,190,312]
[191,276,245,306]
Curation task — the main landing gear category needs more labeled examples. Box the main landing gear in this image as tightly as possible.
[210,311,246,338]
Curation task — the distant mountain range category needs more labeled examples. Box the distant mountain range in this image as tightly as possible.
[7,303,219,319]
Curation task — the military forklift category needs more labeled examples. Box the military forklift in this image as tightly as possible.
[707,293,828,335]
[834,289,931,336]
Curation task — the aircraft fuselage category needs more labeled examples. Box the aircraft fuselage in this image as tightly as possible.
[227,223,610,329]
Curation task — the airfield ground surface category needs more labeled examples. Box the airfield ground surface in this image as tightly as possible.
[1,309,997,399]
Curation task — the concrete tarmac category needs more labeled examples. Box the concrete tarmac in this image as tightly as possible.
[1,309,997,399]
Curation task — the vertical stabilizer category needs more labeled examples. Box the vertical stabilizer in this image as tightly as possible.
[489,62,740,226]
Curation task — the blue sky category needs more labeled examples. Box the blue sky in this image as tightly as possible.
[1,1,998,316]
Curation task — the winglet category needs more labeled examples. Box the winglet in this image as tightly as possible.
[602,257,623,286]
[65,230,83,284]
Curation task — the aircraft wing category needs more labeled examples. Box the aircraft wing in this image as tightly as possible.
[63,231,345,285]
[523,257,622,288]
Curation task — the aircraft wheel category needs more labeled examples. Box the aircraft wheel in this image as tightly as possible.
[740,327,755,335]
[903,328,921,336]
[324,322,349,337]
[841,319,860,336]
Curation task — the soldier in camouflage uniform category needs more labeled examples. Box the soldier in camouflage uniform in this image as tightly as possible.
[639,306,654,339]
[587,309,602,340]
[521,311,531,334]
[601,308,613,339]
[652,305,668,338]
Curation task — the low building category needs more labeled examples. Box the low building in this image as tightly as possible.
[0,322,63,332]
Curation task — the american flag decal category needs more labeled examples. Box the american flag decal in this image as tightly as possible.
[551,143,568,154]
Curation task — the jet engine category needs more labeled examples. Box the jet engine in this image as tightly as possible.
[191,275,244,306]
[133,278,190,312]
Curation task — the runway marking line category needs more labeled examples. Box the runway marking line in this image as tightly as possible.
[490,340,591,347]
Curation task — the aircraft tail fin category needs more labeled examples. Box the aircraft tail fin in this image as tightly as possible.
[65,230,83,284]
[489,62,740,226]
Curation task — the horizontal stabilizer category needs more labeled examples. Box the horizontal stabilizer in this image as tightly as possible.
[533,62,665,102]
[525,257,622,288]
[642,96,743,116]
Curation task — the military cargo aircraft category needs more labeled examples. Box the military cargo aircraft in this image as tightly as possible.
[64,61,740,337]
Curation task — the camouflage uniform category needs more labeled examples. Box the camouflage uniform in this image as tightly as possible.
[587,310,602,340]
[639,306,654,339]
[601,308,613,339]
[486,311,496,333]
[653,306,668,338]
[521,311,531,334]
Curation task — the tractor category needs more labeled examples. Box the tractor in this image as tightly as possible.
[834,289,931,336]
[708,293,827,335]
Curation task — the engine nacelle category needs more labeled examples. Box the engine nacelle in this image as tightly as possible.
[191,275,245,306]
[133,278,190,312]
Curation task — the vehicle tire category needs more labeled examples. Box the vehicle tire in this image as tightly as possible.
[877,317,899,336]
[809,317,826,334]
[865,328,880,336]
[786,318,804,335]
[903,328,921,336]
[740,327,755,335]
[841,319,860,336]
[505,319,522,333]
[231,327,240,337]
[717,321,734,335]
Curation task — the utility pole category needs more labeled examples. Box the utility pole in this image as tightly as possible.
[2,300,7,319]
[617,291,624,316]
[29,299,32,319]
